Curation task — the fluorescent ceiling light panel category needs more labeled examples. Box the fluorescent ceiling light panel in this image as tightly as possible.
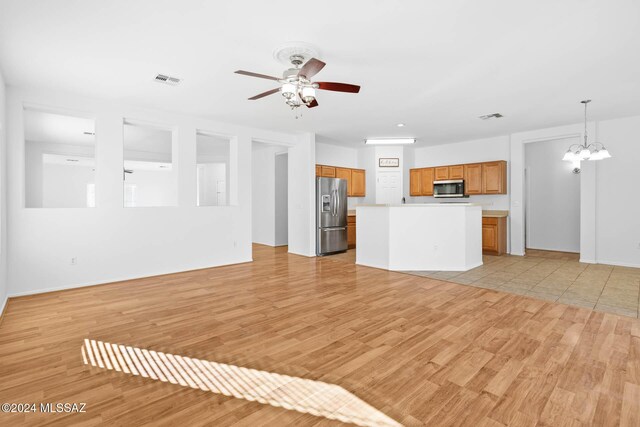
[364,138,416,145]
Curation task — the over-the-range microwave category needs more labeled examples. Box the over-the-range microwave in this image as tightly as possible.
[433,179,467,198]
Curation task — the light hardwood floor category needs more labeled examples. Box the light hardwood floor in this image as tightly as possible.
[1,244,639,426]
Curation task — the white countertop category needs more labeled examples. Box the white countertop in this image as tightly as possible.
[356,203,481,208]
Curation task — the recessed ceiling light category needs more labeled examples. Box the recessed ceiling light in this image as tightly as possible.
[396,123,405,127]
[364,138,416,145]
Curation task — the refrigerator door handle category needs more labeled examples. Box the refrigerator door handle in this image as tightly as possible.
[332,190,337,216]
[324,227,346,231]
[336,188,340,216]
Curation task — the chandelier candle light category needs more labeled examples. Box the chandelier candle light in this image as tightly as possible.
[562,100,612,165]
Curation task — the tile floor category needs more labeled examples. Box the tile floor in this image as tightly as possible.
[404,249,640,318]
[329,248,640,318]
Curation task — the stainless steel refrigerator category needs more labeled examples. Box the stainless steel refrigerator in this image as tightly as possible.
[316,177,348,255]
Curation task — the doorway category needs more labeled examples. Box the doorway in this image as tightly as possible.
[251,141,289,251]
[524,137,580,253]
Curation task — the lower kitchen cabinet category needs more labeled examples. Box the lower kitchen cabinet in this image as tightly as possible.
[482,216,507,255]
[347,215,356,249]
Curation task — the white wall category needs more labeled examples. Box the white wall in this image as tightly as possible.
[25,141,95,207]
[274,153,288,246]
[315,142,358,168]
[252,144,279,246]
[357,146,376,205]
[411,135,511,209]
[0,69,7,315]
[525,137,580,252]
[6,87,303,296]
[43,162,95,208]
[595,115,640,267]
[123,167,177,207]
[288,133,316,257]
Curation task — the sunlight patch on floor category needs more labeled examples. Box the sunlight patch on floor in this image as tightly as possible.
[81,339,401,427]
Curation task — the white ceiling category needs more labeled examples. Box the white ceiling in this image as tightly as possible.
[24,108,95,146]
[3,0,640,147]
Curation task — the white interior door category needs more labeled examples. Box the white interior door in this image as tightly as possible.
[376,171,402,204]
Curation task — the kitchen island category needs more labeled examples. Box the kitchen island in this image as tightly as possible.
[355,203,482,271]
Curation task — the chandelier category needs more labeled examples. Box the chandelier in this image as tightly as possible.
[562,100,611,163]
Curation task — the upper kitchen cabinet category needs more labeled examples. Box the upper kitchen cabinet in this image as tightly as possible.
[464,163,482,194]
[320,166,336,177]
[434,166,449,180]
[482,161,507,194]
[335,167,352,195]
[409,168,422,196]
[351,169,366,197]
[449,165,464,179]
[409,160,507,196]
[420,168,434,196]
[316,164,366,197]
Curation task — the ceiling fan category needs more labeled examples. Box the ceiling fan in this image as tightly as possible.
[234,55,360,109]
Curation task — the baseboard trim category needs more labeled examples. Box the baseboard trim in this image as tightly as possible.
[0,295,8,327]
[8,258,254,299]
[579,258,597,264]
[596,259,640,269]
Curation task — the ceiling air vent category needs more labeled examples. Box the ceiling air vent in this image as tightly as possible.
[478,113,504,120]
[154,74,182,86]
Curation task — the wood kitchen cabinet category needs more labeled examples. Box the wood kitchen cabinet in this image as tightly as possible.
[347,215,356,249]
[482,161,507,194]
[335,167,352,196]
[449,165,464,179]
[409,168,422,196]
[409,160,507,197]
[464,163,483,194]
[315,164,366,197]
[320,166,336,178]
[434,166,449,180]
[420,168,434,196]
[482,216,507,255]
[351,169,366,197]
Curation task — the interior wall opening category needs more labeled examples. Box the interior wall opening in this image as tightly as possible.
[251,140,289,252]
[524,136,581,254]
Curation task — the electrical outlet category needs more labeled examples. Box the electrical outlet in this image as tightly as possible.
[434,245,438,251]
[70,257,77,265]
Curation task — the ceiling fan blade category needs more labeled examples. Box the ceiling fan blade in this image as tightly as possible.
[306,99,319,108]
[298,58,326,79]
[235,70,281,81]
[316,82,360,93]
[248,88,280,100]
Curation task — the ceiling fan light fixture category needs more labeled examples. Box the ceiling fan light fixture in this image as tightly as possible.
[301,87,316,103]
[281,83,296,99]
